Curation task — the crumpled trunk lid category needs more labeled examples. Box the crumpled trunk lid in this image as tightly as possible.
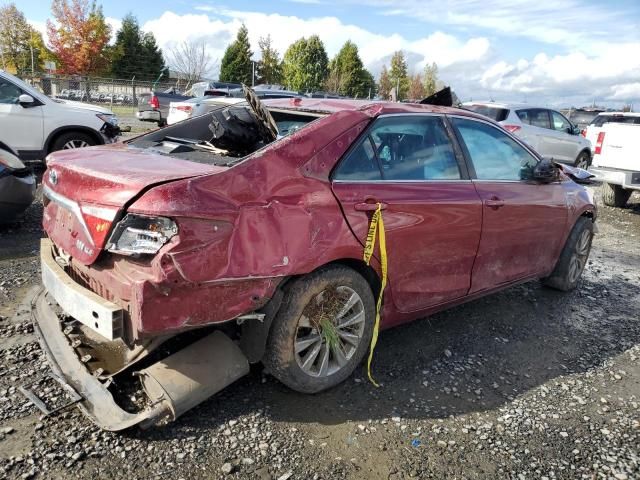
[43,143,225,265]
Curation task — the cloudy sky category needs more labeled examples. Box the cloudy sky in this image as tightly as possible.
[18,0,640,108]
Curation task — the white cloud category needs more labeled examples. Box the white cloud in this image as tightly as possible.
[143,10,490,80]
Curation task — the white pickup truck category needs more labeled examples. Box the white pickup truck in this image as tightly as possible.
[589,122,640,207]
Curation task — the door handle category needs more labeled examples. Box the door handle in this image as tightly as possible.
[354,201,388,211]
[485,196,505,210]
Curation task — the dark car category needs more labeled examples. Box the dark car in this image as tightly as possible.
[0,147,36,222]
[34,94,596,430]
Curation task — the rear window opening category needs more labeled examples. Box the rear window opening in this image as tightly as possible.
[463,104,510,122]
[129,103,324,166]
[590,115,640,127]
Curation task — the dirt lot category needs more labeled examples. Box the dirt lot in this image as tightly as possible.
[0,187,638,480]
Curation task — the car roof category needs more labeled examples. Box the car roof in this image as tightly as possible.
[462,101,531,109]
[262,97,486,120]
[595,111,640,117]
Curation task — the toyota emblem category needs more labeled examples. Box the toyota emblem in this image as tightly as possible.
[49,169,58,185]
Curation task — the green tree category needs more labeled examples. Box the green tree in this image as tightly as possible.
[325,40,372,98]
[389,50,409,100]
[423,62,439,97]
[360,69,376,99]
[110,14,164,80]
[256,35,281,85]
[219,23,253,84]
[282,35,328,92]
[0,3,49,74]
[377,65,392,100]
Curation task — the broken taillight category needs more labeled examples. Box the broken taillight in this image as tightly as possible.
[80,204,118,247]
[594,132,606,155]
[149,95,160,109]
[503,124,522,133]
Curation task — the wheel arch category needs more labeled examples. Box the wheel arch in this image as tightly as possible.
[576,148,592,164]
[44,126,104,154]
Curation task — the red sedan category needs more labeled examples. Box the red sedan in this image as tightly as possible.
[33,94,596,430]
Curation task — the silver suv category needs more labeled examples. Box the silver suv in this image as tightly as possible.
[463,102,593,168]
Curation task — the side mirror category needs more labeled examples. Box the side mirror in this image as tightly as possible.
[532,158,558,183]
[18,94,35,106]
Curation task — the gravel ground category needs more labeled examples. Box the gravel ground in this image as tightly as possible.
[0,187,638,480]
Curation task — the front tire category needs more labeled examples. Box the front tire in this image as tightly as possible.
[542,217,594,291]
[263,265,375,394]
[50,131,97,152]
[601,182,631,208]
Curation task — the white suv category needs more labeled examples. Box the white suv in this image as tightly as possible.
[0,70,120,162]
[463,102,593,168]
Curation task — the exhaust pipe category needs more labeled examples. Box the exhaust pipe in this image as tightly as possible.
[138,331,249,425]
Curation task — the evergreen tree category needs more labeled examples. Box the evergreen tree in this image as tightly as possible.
[0,3,53,74]
[219,24,253,84]
[326,40,371,98]
[377,65,392,100]
[389,50,409,100]
[110,14,164,80]
[282,35,328,92]
[256,35,281,85]
[423,62,439,97]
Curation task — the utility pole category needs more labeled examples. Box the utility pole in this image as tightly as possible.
[252,61,255,87]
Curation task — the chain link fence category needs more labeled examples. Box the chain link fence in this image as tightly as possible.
[22,74,193,131]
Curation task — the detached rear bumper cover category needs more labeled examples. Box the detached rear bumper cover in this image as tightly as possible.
[31,288,165,431]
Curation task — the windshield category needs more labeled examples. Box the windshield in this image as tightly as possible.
[464,104,510,122]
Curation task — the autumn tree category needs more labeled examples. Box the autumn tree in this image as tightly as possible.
[110,14,164,80]
[219,24,253,84]
[166,40,213,86]
[47,0,111,75]
[325,40,373,98]
[282,35,328,92]
[0,4,53,74]
[389,50,409,100]
[408,73,425,100]
[377,65,392,100]
[423,62,438,97]
[256,35,281,85]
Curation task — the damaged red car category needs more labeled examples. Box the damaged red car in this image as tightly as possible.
[32,90,596,430]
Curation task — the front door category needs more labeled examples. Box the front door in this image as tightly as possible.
[0,76,44,153]
[331,114,482,313]
[449,116,568,292]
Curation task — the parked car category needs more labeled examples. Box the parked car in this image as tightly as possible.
[583,112,640,152]
[167,96,246,125]
[137,88,192,127]
[564,108,605,131]
[34,95,596,430]
[0,145,36,222]
[589,121,640,207]
[0,70,121,162]
[463,102,592,168]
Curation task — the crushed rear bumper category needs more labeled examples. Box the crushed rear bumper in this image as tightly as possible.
[30,288,166,431]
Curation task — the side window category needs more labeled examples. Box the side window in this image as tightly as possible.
[334,115,461,181]
[0,79,22,104]
[452,117,538,181]
[551,111,571,132]
[519,109,551,129]
[333,135,382,180]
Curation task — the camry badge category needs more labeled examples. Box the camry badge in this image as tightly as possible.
[49,169,59,185]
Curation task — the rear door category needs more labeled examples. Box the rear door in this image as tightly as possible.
[331,114,482,313]
[515,108,552,157]
[449,116,568,291]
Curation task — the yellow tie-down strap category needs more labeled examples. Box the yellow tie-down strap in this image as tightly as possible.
[362,203,387,387]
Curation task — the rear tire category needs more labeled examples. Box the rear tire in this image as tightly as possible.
[263,265,375,394]
[601,182,631,208]
[574,151,590,169]
[542,216,593,291]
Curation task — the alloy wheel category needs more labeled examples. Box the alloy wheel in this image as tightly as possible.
[568,228,591,284]
[63,139,90,149]
[294,286,366,378]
